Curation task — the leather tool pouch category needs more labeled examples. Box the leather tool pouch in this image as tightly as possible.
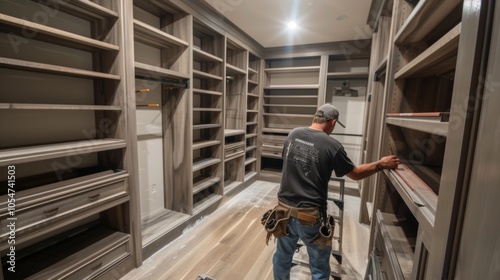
[313,214,335,249]
[260,203,291,245]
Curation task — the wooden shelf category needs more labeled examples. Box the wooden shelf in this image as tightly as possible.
[376,211,415,280]
[0,57,120,80]
[0,170,128,209]
[226,63,247,75]
[260,152,283,159]
[193,176,221,195]
[49,0,119,21]
[262,128,292,134]
[0,14,119,52]
[386,117,448,136]
[264,66,320,73]
[263,104,317,108]
[193,107,222,112]
[245,146,257,153]
[192,124,222,130]
[263,113,313,118]
[133,19,189,48]
[0,103,121,111]
[395,23,461,79]
[0,139,126,166]
[393,164,438,213]
[192,140,221,150]
[193,48,223,62]
[264,85,320,90]
[10,226,129,280]
[384,169,435,231]
[192,69,224,80]
[193,89,223,96]
[224,152,245,162]
[224,129,246,137]
[263,95,317,99]
[245,158,257,165]
[327,72,369,79]
[193,194,223,215]
[248,67,258,74]
[135,62,189,81]
[248,79,258,85]
[394,0,462,44]
[192,157,221,172]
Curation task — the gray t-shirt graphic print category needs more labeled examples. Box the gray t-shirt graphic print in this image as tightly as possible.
[285,138,319,178]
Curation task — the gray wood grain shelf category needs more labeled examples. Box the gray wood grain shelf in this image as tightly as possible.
[263,104,317,108]
[394,0,462,44]
[264,66,320,73]
[193,48,223,62]
[50,0,119,20]
[0,57,121,80]
[327,72,369,78]
[226,63,247,75]
[0,139,127,166]
[133,19,189,48]
[192,140,221,150]
[376,211,415,280]
[193,107,222,112]
[224,129,246,137]
[192,158,221,172]
[134,62,190,80]
[0,14,119,52]
[193,124,222,130]
[193,88,223,96]
[386,117,448,136]
[248,79,259,85]
[263,95,317,98]
[193,176,221,195]
[383,169,435,234]
[245,158,257,165]
[261,127,293,134]
[0,103,122,110]
[193,69,224,80]
[262,113,313,118]
[264,85,320,90]
[395,23,461,79]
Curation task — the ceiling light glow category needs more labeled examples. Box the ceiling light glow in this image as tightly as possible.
[287,21,297,29]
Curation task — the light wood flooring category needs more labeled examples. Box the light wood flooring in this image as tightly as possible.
[121,180,370,280]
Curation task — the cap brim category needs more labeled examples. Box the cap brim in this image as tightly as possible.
[336,119,346,128]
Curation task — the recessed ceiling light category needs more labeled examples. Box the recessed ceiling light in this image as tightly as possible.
[287,21,297,29]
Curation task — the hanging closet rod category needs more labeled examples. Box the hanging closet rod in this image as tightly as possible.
[135,75,189,88]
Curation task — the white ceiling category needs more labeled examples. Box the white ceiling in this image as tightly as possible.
[203,0,373,48]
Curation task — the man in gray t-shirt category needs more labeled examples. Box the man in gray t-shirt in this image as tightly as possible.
[273,103,400,280]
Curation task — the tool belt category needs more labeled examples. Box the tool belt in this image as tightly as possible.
[260,201,320,245]
[313,213,335,249]
[261,201,335,248]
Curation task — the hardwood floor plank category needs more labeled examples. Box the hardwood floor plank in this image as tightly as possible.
[121,181,369,280]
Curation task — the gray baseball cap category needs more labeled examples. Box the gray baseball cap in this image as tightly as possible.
[314,104,345,128]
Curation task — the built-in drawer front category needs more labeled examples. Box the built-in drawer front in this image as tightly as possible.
[27,232,130,280]
[0,178,128,244]
[261,145,283,158]
[262,136,286,147]
[224,142,245,159]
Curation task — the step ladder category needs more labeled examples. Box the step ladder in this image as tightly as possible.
[292,178,345,279]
